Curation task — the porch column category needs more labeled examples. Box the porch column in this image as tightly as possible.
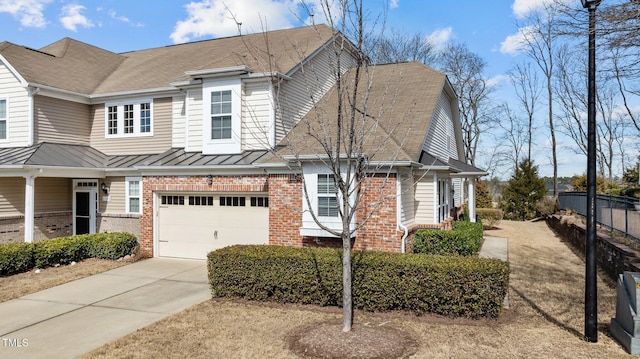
[467,177,476,223]
[24,174,36,243]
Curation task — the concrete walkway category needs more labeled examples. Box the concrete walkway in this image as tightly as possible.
[0,258,209,359]
[479,235,510,308]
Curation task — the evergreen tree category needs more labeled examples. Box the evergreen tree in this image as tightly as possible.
[500,159,546,221]
[476,180,493,208]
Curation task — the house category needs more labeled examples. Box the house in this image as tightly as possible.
[0,24,486,259]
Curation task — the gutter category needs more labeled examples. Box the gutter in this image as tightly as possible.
[396,170,408,253]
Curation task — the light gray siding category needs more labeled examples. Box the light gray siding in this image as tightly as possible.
[0,177,24,215]
[34,96,90,145]
[276,48,357,143]
[399,169,415,226]
[99,177,126,214]
[0,63,29,147]
[422,92,458,161]
[90,97,172,155]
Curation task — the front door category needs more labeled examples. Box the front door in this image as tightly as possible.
[75,192,91,234]
[73,180,97,235]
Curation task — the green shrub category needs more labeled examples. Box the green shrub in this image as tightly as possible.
[412,221,483,256]
[208,245,509,318]
[0,242,35,276]
[86,232,138,260]
[33,235,88,268]
[477,208,503,229]
[0,232,138,276]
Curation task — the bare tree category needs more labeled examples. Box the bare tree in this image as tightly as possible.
[518,2,562,197]
[438,43,494,166]
[497,103,527,171]
[509,62,541,161]
[366,28,438,66]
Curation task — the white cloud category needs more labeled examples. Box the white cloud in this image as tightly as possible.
[486,74,511,87]
[0,0,53,28]
[511,0,572,18]
[107,9,143,27]
[170,0,305,44]
[500,25,535,55]
[390,0,399,9]
[59,3,93,32]
[426,27,453,50]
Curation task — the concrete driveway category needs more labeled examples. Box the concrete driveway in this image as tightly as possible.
[0,258,209,359]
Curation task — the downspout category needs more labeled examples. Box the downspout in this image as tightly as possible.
[397,170,408,253]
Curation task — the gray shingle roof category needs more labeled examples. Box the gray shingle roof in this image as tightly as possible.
[0,25,336,96]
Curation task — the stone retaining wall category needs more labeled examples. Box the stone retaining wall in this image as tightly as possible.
[547,214,640,280]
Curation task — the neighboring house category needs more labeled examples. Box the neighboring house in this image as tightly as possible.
[0,24,485,259]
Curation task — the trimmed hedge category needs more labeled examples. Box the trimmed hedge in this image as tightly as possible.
[0,232,138,276]
[208,245,509,318]
[412,221,484,256]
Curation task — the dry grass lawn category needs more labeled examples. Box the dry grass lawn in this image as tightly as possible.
[0,258,131,303]
[83,220,633,358]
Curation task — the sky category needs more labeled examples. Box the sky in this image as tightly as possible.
[0,0,613,179]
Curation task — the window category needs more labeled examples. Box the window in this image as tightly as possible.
[317,174,338,217]
[126,177,142,214]
[189,196,214,206]
[107,106,118,135]
[220,196,245,207]
[250,197,269,207]
[105,101,152,137]
[140,102,151,133]
[161,195,184,205]
[0,99,6,139]
[211,90,232,140]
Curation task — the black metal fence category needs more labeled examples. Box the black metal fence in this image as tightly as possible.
[558,192,640,242]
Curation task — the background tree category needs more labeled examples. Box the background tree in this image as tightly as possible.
[475,180,493,208]
[366,28,438,66]
[518,2,561,197]
[500,158,546,221]
[438,43,494,166]
[509,62,540,160]
[497,103,527,171]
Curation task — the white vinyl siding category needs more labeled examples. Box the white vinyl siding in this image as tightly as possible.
[0,98,6,140]
[414,174,435,224]
[0,63,29,147]
[185,90,202,152]
[276,48,357,143]
[242,80,274,150]
[34,96,90,145]
[399,169,415,226]
[172,95,186,148]
[422,92,457,161]
[90,97,172,155]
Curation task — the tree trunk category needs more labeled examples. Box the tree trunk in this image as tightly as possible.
[342,231,352,332]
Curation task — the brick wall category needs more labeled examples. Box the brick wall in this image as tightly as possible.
[270,173,402,252]
[97,213,141,238]
[0,212,73,243]
[140,175,268,256]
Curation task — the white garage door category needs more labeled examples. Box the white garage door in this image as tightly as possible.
[157,193,269,259]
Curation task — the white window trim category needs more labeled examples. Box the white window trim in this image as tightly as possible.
[0,97,8,142]
[202,78,242,154]
[300,165,355,238]
[104,99,153,138]
[126,177,143,214]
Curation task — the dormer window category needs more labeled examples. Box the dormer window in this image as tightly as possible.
[202,78,241,154]
[105,100,153,138]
